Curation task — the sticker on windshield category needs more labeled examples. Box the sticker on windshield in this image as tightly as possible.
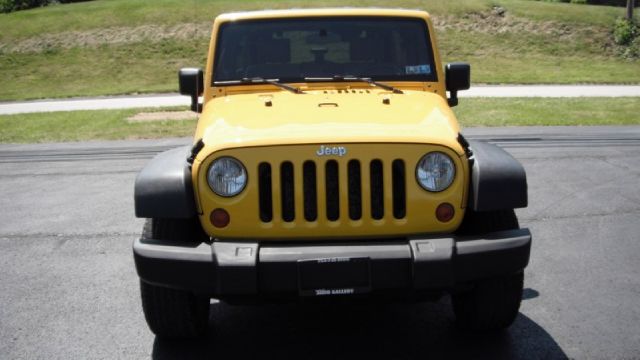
[405,64,431,75]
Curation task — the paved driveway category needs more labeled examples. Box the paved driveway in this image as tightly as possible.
[1,126,639,359]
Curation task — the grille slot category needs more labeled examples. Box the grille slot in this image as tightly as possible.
[280,162,295,222]
[348,160,362,220]
[303,161,317,221]
[392,160,406,219]
[370,160,384,220]
[258,163,273,222]
[325,160,340,221]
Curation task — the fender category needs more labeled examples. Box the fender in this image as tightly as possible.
[467,140,528,211]
[134,146,197,219]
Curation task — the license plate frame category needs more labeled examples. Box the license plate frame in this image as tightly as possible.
[297,257,371,297]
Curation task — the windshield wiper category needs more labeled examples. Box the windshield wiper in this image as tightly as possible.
[304,75,403,94]
[213,77,303,94]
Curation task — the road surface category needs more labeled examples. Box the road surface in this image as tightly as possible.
[1,85,639,115]
[1,126,639,359]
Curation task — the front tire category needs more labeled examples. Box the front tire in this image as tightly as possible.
[140,280,209,338]
[139,218,210,338]
[452,272,524,332]
[452,209,524,331]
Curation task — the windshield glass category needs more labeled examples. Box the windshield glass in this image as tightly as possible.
[213,17,437,84]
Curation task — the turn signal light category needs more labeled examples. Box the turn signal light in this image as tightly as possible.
[210,208,230,228]
[435,203,455,222]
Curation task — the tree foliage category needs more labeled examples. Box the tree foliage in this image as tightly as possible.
[538,0,635,5]
[0,0,90,13]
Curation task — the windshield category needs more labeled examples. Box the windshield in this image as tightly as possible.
[213,17,437,84]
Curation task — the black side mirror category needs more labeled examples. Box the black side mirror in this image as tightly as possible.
[445,62,470,107]
[179,68,204,112]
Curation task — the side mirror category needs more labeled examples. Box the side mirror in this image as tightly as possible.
[445,62,470,107]
[179,68,204,112]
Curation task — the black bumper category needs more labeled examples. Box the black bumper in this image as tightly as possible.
[133,229,531,299]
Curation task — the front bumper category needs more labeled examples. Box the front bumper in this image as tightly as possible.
[133,229,531,299]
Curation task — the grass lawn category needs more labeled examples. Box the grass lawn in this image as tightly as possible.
[1,98,638,143]
[455,97,640,127]
[0,108,197,143]
[0,0,489,40]
[0,0,638,101]
[0,41,207,100]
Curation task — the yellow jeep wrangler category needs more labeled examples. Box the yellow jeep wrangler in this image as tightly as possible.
[133,8,531,338]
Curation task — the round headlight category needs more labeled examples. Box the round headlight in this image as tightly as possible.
[207,157,247,197]
[416,152,456,192]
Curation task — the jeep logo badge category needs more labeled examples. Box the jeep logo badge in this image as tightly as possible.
[316,145,347,157]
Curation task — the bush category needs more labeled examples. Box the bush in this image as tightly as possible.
[1,0,47,13]
[586,0,630,5]
[622,36,640,57]
[614,18,638,45]
[0,0,91,13]
[533,0,632,5]
[0,0,11,13]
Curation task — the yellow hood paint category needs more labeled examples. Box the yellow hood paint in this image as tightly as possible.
[194,89,464,160]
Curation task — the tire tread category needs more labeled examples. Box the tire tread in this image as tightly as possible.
[452,209,524,332]
[140,280,209,338]
[139,218,209,338]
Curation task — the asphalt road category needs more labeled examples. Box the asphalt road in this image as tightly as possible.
[1,126,639,359]
[1,85,640,115]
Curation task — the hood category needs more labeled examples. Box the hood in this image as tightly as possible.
[195,89,464,157]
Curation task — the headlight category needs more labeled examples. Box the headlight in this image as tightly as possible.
[416,152,455,192]
[207,157,247,197]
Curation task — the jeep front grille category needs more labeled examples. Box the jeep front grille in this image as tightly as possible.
[258,159,406,223]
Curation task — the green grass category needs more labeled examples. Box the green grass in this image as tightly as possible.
[467,56,640,84]
[1,98,638,143]
[439,28,640,84]
[496,0,635,27]
[0,0,490,41]
[455,97,640,126]
[0,0,638,101]
[0,41,207,100]
[0,108,197,143]
[0,0,630,41]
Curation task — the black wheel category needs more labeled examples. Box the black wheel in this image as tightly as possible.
[139,218,210,338]
[452,209,524,331]
[452,272,524,332]
[140,280,209,338]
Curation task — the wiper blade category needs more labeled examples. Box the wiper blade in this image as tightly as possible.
[238,77,303,94]
[304,75,403,94]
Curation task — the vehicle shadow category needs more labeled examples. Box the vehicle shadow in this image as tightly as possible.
[152,293,566,360]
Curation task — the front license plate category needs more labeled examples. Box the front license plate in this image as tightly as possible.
[298,257,371,297]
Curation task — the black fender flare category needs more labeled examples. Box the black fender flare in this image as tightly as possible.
[134,146,197,219]
[467,140,528,211]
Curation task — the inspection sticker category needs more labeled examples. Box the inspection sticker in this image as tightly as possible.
[405,64,431,75]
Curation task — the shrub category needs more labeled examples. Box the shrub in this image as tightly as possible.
[0,0,91,13]
[1,0,48,13]
[614,17,638,45]
[532,0,631,5]
[626,36,640,56]
[0,0,13,13]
